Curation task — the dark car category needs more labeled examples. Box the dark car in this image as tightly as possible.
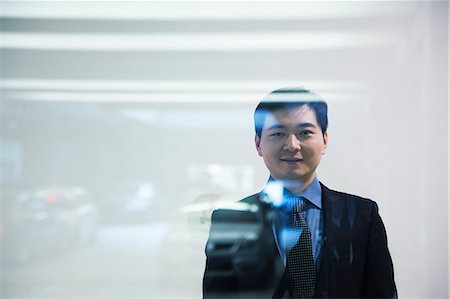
[1,186,98,263]
[205,202,278,287]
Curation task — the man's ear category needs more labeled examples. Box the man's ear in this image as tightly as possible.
[322,131,328,154]
[255,135,263,157]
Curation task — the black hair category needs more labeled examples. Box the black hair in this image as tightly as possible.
[254,87,328,138]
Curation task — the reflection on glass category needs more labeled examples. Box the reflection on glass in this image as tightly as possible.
[2,186,98,264]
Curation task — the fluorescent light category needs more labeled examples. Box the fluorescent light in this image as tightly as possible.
[2,79,369,102]
[2,91,262,102]
[1,2,402,20]
[2,91,364,103]
[2,79,368,93]
[2,31,395,51]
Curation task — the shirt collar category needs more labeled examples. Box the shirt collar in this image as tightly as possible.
[263,176,322,211]
[300,176,322,209]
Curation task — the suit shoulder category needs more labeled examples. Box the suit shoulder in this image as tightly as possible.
[238,193,261,204]
[211,193,261,217]
[322,184,377,208]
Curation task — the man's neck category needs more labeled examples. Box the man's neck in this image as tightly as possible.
[281,176,315,195]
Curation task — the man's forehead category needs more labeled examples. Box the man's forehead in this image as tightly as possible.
[264,105,318,125]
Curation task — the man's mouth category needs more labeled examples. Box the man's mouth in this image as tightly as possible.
[280,158,303,163]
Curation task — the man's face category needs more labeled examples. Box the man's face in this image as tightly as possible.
[255,105,328,184]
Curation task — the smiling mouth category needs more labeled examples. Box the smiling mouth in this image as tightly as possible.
[280,158,303,163]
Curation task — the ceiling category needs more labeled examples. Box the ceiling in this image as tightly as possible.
[1,1,425,104]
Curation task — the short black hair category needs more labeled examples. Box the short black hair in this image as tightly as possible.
[254,87,328,138]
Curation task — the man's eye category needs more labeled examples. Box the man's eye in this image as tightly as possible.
[299,130,313,136]
[269,132,284,137]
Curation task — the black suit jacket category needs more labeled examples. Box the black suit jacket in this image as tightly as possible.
[203,183,397,298]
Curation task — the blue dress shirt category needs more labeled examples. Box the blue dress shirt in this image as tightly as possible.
[263,176,324,272]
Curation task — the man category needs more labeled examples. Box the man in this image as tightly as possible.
[203,87,397,298]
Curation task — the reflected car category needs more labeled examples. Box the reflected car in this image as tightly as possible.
[205,203,277,287]
[1,186,98,263]
[157,203,210,295]
[180,192,237,232]
[156,192,236,294]
[98,180,155,224]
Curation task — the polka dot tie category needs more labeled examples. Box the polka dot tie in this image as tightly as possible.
[286,198,316,298]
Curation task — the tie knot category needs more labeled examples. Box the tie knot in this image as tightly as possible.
[280,195,307,215]
[291,196,305,213]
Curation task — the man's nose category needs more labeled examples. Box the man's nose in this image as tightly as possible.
[283,134,301,152]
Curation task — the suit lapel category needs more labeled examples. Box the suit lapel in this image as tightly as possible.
[318,183,357,298]
[316,183,340,298]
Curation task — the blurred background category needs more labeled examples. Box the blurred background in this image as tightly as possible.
[0,1,448,298]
